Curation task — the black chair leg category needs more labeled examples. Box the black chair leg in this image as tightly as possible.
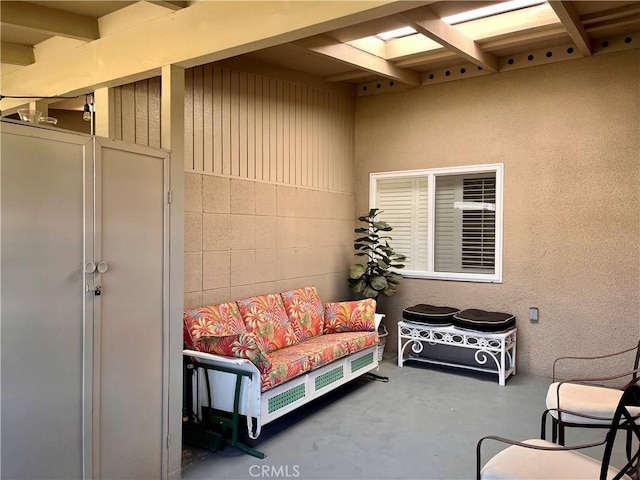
[558,422,566,446]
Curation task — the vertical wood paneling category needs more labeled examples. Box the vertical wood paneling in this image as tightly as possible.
[222,68,231,175]
[148,77,161,148]
[114,65,355,192]
[295,83,302,186]
[203,65,213,173]
[254,77,263,181]
[269,78,277,183]
[247,73,256,180]
[184,70,194,170]
[213,66,223,175]
[301,85,308,187]
[193,66,204,172]
[230,70,240,177]
[276,79,284,184]
[113,87,122,141]
[121,83,135,144]
[134,80,149,146]
[239,72,248,179]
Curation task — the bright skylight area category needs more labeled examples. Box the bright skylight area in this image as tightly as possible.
[375,27,417,41]
[369,0,548,46]
[441,0,547,25]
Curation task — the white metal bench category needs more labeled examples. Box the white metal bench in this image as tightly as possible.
[397,321,517,385]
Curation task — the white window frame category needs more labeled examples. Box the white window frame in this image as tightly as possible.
[370,163,503,283]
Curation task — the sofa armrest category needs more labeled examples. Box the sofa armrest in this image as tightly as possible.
[184,349,259,370]
[183,349,263,438]
[324,298,377,333]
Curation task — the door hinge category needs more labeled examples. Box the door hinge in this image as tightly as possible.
[167,190,173,204]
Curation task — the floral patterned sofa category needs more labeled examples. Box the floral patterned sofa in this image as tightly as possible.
[183,286,380,450]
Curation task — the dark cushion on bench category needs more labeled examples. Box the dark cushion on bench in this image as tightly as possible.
[453,309,516,332]
[402,304,460,325]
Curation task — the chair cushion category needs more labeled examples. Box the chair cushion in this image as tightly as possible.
[480,438,630,479]
[323,299,376,334]
[402,304,460,325]
[237,293,298,353]
[281,286,325,342]
[183,301,246,351]
[546,382,640,425]
[453,309,515,332]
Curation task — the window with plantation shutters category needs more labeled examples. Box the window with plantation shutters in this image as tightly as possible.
[375,177,428,271]
[370,164,502,283]
[461,176,496,272]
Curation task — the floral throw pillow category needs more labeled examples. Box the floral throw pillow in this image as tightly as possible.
[281,286,325,342]
[323,299,377,334]
[183,302,246,351]
[237,294,297,353]
[200,332,272,374]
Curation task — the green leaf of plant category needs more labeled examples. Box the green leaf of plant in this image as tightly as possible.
[370,275,388,290]
[362,285,379,298]
[377,259,390,270]
[350,278,366,293]
[349,264,365,279]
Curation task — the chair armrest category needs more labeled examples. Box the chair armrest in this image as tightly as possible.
[476,435,605,480]
[552,341,640,382]
[553,367,640,385]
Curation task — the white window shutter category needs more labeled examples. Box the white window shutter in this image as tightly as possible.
[376,178,428,270]
[461,176,496,272]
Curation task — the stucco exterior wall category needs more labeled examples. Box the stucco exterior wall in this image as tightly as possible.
[355,50,640,377]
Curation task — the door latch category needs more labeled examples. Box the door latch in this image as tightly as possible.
[86,285,102,296]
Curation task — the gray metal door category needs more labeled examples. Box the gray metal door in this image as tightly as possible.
[92,139,168,479]
[1,123,92,479]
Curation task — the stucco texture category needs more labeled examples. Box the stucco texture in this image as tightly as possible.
[355,50,640,378]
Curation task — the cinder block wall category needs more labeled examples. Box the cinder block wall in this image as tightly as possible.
[184,174,355,307]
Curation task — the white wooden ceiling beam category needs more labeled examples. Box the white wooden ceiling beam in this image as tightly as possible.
[150,1,189,12]
[0,1,410,112]
[581,3,640,26]
[398,6,499,73]
[395,50,455,68]
[1,41,34,66]
[324,70,373,82]
[0,1,99,41]
[548,1,592,56]
[295,34,421,86]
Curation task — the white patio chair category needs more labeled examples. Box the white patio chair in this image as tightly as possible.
[477,379,640,480]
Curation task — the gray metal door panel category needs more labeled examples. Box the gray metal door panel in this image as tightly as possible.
[94,141,167,479]
[1,125,91,479]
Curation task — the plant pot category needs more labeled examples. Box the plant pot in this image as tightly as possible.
[377,324,388,362]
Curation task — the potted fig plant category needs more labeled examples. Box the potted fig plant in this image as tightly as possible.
[348,208,406,361]
[349,208,406,298]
